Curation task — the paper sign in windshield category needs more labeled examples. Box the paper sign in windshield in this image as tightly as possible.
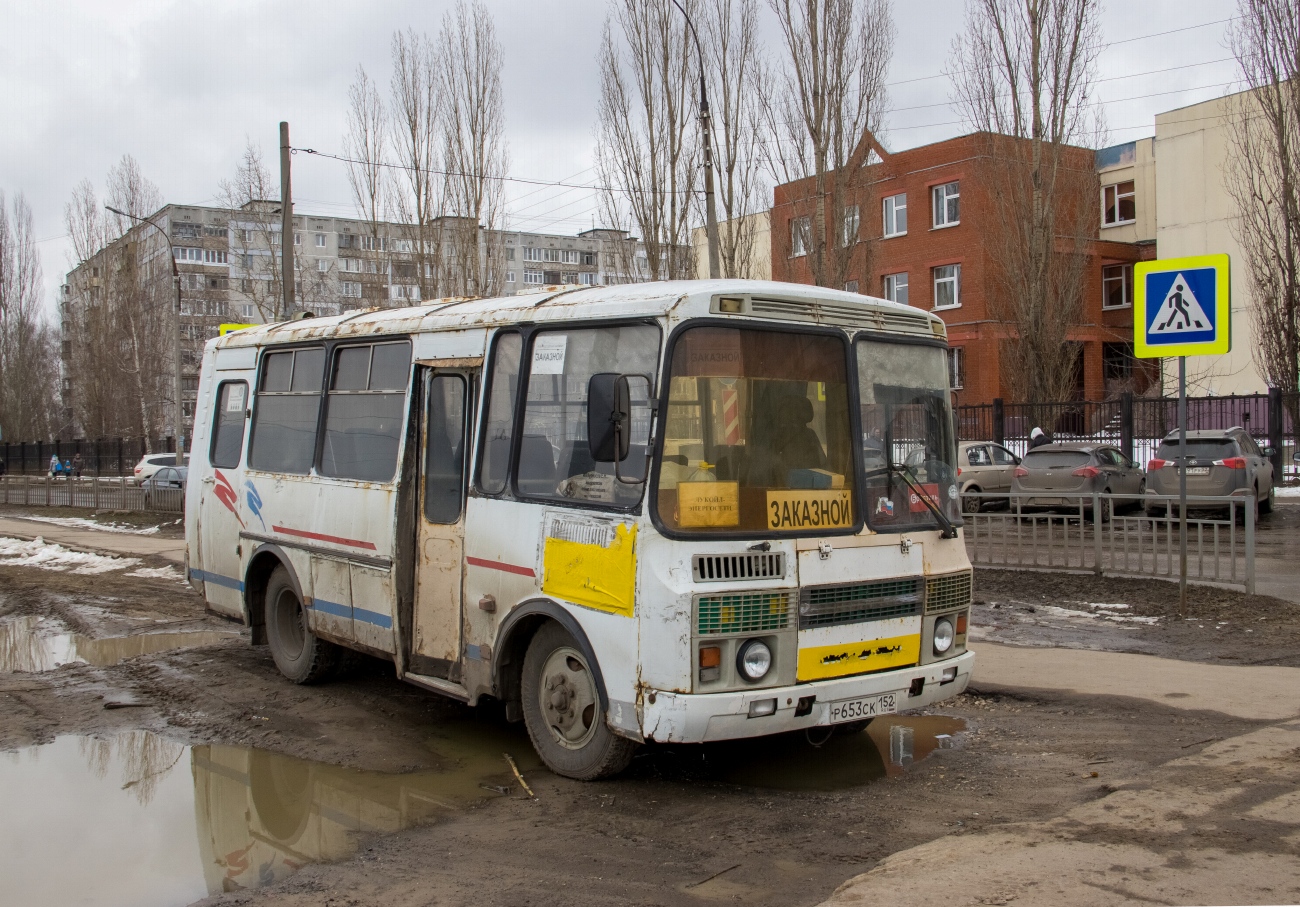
[679,482,740,527]
[531,334,567,374]
[908,484,940,513]
[767,489,853,530]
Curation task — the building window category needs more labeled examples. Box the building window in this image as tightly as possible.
[845,280,859,293]
[506,247,515,261]
[1102,181,1136,226]
[202,249,227,264]
[932,181,960,228]
[582,251,598,266]
[883,272,909,306]
[562,271,579,284]
[339,258,361,273]
[317,259,329,272]
[948,348,964,389]
[342,281,362,298]
[790,216,810,257]
[1103,342,1135,382]
[524,269,544,285]
[1102,263,1134,309]
[561,249,579,264]
[315,233,326,248]
[933,264,960,309]
[523,247,542,262]
[390,284,420,302]
[293,233,302,246]
[579,272,597,285]
[173,247,203,262]
[841,205,859,247]
[506,271,516,283]
[883,193,907,237]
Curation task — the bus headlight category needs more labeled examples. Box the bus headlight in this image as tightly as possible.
[736,639,773,682]
[933,618,955,655]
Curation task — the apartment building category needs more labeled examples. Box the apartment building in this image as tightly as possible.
[770,132,1158,406]
[60,202,651,437]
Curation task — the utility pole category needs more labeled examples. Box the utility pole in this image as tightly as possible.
[671,0,721,279]
[280,121,295,320]
[105,205,185,465]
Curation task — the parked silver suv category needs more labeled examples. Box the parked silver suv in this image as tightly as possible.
[1145,428,1275,517]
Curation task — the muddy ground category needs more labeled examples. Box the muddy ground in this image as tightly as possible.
[1,552,1284,906]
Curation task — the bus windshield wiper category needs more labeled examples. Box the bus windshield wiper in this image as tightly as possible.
[889,460,959,540]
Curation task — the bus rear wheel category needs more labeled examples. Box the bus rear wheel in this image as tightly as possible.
[265,566,341,684]
[521,623,636,780]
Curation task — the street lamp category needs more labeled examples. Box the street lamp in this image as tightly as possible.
[105,205,186,466]
[670,0,721,280]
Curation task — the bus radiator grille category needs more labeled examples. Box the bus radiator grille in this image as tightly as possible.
[798,579,922,630]
[924,571,973,615]
[695,591,795,635]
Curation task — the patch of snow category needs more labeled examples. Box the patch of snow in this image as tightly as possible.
[0,536,139,575]
[124,566,184,582]
[1037,603,1159,625]
[1071,602,1132,611]
[19,516,161,535]
[1274,486,1300,498]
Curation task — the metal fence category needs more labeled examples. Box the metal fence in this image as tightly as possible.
[962,492,1255,593]
[0,438,179,477]
[0,475,184,513]
[956,390,1300,474]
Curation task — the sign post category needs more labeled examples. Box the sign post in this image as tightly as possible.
[1134,253,1231,614]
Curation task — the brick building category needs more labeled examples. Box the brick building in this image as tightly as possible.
[770,132,1157,406]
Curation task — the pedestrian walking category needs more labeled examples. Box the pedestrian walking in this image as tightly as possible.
[1028,426,1052,450]
[72,452,83,478]
[48,453,60,476]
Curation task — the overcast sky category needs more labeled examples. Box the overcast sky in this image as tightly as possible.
[2,0,1240,314]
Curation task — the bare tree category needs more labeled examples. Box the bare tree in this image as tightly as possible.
[763,0,892,289]
[438,0,510,297]
[62,155,171,443]
[700,0,769,279]
[345,65,390,236]
[596,0,699,281]
[949,0,1104,405]
[1225,0,1300,406]
[389,28,444,302]
[0,191,59,441]
[220,142,288,322]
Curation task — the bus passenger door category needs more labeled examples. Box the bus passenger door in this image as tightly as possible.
[413,369,474,680]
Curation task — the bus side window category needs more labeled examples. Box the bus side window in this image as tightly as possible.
[249,348,325,474]
[425,374,467,523]
[319,340,412,483]
[477,332,522,495]
[210,381,249,468]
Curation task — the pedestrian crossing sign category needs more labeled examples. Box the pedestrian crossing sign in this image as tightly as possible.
[1134,254,1230,358]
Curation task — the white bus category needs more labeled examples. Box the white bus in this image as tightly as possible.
[185,280,974,779]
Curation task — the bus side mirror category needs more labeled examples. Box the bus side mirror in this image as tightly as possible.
[588,373,631,463]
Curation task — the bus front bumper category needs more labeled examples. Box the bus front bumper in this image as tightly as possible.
[637,650,974,744]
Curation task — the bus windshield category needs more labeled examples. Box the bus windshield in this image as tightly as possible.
[656,326,856,535]
[856,338,960,531]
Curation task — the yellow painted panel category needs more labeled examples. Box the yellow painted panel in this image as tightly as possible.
[679,481,740,527]
[542,523,637,617]
[797,633,920,681]
[766,489,854,530]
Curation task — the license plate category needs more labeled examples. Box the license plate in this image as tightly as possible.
[1186,467,1210,476]
[828,692,898,723]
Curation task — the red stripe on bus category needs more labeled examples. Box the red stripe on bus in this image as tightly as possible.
[272,525,378,551]
[466,556,536,578]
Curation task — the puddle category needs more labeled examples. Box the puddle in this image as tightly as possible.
[0,616,239,673]
[0,722,537,906]
[690,715,966,790]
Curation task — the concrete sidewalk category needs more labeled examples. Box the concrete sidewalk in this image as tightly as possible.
[0,516,186,565]
[822,643,1300,907]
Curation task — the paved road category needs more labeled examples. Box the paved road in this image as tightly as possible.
[824,642,1300,907]
[0,516,186,565]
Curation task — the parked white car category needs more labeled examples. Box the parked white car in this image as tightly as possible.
[132,453,188,484]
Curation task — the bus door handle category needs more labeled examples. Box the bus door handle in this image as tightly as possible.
[201,476,215,485]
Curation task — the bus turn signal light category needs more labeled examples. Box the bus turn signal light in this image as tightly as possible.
[956,612,968,634]
[699,646,721,668]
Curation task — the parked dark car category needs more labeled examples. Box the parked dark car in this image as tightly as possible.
[1011,443,1145,519]
[140,466,187,508]
[1145,428,1274,517]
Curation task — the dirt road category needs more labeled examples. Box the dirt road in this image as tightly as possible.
[1,517,1297,906]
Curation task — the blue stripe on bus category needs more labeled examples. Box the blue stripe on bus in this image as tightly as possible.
[311,599,393,630]
[312,598,352,620]
[354,607,393,629]
[189,568,244,592]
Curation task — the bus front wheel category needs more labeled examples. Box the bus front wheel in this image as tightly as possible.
[521,622,636,780]
[265,566,341,684]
